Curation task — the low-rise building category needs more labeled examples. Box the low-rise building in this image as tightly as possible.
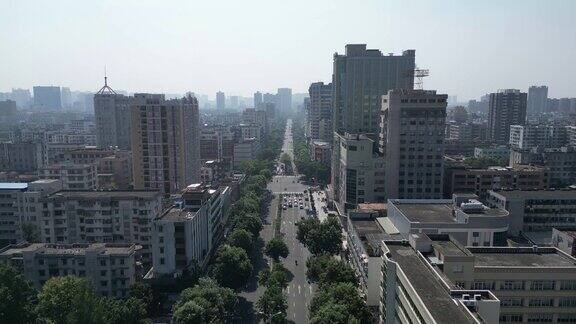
[474,146,509,160]
[38,190,162,264]
[487,189,576,235]
[233,138,259,170]
[510,146,576,187]
[0,242,137,297]
[310,140,331,166]
[381,233,576,324]
[151,183,230,276]
[0,183,28,247]
[39,162,98,190]
[552,228,576,257]
[444,165,549,199]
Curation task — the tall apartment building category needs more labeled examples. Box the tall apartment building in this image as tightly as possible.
[94,78,132,150]
[277,88,292,113]
[487,89,527,144]
[0,243,137,298]
[380,234,576,324]
[380,89,447,199]
[332,133,385,212]
[37,190,161,264]
[131,94,200,196]
[509,124,567,149]
[487,189,576,235]
[331,45,415,207]
[254,91,263,109]
[527,85,548,115]
[39,162,98,190]
[33,86,61,110]
[216,91,225,110]
[307,82,333,142]
[332,44,415,135]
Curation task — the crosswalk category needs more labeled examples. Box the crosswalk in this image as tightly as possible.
[273,191,304,195]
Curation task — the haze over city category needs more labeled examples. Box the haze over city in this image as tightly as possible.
[1,0,575,100]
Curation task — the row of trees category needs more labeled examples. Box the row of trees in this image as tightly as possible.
[0,263,154,324]
[172,119,287,322]
[291,118,330,184]
[295,215,372,324]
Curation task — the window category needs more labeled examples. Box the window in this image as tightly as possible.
[560,281,576,290]
[100,259,106,266]
[501,298,523,307]
[560,297,576,307]
[38,269,45,276]
[528,298,554,307]
[473,281,494,290]
[500,281,524,291]
[500,314,523,322]
[160,258,165,265]
[530,280,555,290]
[527,314,553,323]
[100,270,107,276]
[100,281,108,287]
[558,314,576,323]
[452,265,464,273]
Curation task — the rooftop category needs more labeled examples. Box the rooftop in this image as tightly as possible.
[158,207,198,222]
[386,243,477,324]
[469,247,576,267]
[393,201,456,223]
[490,189,576,199]
[0,182,28,190]
[0,243,135,256]
[47,190,161,200]
[351,219,384,237]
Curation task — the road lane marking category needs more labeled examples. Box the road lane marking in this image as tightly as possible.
[298,285,301,294]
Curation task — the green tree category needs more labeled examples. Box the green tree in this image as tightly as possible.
[235,214,263,237]
[173,277,238,322]
[36,276,104,324]
[296,216,342,255]
[227,228,254,252]
[256,285,287,321]
[306,255,357,287]
[264,237,289,261]
[100,296,147,324]
[259,263,289,288]
[310,283,371,324]
[0,263,37,323]
[212,245,253,289]
[309,303,350,324]
[22,223,41,243]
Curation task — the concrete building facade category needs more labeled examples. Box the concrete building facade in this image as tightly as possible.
[307,82,333,142]
[380,89,447,199]
[94,78,132,150]
[131,94,200,196]
[488,89,527,144]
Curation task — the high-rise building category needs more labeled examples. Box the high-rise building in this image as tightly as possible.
[277,88,292,112]
[60,87,72,109]
[380,89,447,199]
[229,95,239,109]
[333,44,415,134]
[487,89,527,144]
[10,88,32,108]
[131,94,200,195]
[33,86,61,110]
[254,91,263,109]
[216,91,225,110]
[94,77,132,150]
[308,82,333,142]
[527,85,548,115]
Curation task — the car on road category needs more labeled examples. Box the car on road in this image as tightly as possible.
[283,205,287,210]
[299,205,304,209]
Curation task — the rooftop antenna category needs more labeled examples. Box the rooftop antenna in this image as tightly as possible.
[96,65,116,95]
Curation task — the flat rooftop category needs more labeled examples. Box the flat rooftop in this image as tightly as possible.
[394,202,456,223]
[1,243,134,256]
[351,219,384,237]
[433,239,470,257]
[386,243,477,324]
[469,247,576,267]
[48,190,161,200]
[490,189,576,199]
[0,182,28,190]
[158,207,198,222]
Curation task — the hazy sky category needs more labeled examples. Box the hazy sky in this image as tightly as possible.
[1,0,575,101]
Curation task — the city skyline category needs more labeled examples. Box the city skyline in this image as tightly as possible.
[1,0,575,100]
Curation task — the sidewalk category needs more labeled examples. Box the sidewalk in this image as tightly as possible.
[311,190,329,222]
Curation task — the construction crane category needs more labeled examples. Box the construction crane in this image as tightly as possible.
[404,67,430,90]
